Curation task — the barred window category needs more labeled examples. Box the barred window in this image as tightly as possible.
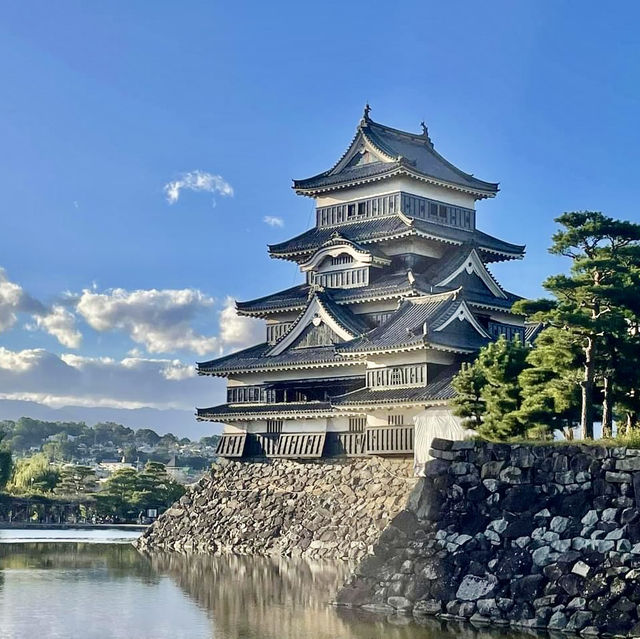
[266,419,283,434]
[388,414,405,426]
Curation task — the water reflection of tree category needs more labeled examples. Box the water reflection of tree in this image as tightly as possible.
[143,554,538,639]
[0,543,160,584]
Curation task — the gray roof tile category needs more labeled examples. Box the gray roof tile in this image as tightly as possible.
[294,118,498,195]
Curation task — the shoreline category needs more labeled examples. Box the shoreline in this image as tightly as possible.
[0,522,148,531]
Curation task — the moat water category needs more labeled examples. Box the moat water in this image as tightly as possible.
[0,530,538,639]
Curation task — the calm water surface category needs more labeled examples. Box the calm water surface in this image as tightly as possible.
[0,530,537,639]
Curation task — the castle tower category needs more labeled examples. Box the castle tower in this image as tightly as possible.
[197,108,525,459]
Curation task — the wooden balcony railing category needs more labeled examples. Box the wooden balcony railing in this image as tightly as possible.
[365,425,414,456]
[215,433,247,458]
[270,433,326,458]
[219,427,414,459]
[245,433,280,457]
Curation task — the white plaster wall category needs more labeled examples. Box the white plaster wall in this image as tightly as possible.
[327,415,352,432]
[381,237,448,259]
[223,422,247,434]
[367,406,423,427]
[349,300,401,314]
[315,176,478,209]
[281,418,327,433]
[366,349,454,368]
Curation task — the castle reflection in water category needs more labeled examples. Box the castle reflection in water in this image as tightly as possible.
[146,552,539,639]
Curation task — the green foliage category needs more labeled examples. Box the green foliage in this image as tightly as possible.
[56,465,97,497]
[95,462,185,521]
[0,432,12,490]
[514,211,640,439]
[451,362,486,428]
[517,327,582,438]
[0,418,211,469]
[135,428,161,446]
[451,336,530,440]
[8,453,60,494]
[199,435,220,448]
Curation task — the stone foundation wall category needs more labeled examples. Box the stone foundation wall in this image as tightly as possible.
[136,456,416,560]
[337,440,640,637]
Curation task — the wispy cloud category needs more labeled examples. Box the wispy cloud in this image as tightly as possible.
[263,215,284,228]
[76,287,219,355]
[0,347,208,410]
[0,268,80,348]
[74,287,262,356]
[33,306,82,349]
[164,170,233,206]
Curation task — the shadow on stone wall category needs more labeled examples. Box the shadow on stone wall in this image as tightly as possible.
[337,440,640,637]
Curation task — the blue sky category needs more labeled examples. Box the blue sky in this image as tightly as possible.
[0,1,638,425]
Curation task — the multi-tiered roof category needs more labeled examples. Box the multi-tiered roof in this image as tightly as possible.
[197,109,524,443]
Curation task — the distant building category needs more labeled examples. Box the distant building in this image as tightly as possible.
[197,108,525,460]
[98,457,134,473]
[165,455,188,483]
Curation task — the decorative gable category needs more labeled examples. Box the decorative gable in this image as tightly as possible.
[435,248,506,299]
[290,322,343,349]
[267,294,363,356]
[433,299,490,338]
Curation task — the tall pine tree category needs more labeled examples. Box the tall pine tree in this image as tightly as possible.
[515,212,640,439]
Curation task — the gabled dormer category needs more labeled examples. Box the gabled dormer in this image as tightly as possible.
[268,293,368,356]
[300,234,390,289]
[427,245,507,299]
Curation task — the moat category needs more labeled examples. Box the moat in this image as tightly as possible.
[0,530,538,639]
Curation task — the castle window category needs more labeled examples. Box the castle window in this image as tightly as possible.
[266,419,283,434]
[388,414,405,426]
[389,368,403,385]
[330,254,353,265]
[347,203,356,219]
[349,417,366,432]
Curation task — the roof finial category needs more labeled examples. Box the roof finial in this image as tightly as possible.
[420,120,434,147]
[362,103,371,122]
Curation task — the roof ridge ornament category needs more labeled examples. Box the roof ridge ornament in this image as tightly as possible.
[361,103,371,126]
[420,121,434,148]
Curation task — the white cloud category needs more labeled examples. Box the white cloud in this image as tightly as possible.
[76,287,220,355]
[74,287,263,356]
[0,268,80,348]
[263,215,284,228]
[0,347,209,410]
[164,170,233,206]
[218,296,263,349]
[0,268,45,332]
[33,306,82,349]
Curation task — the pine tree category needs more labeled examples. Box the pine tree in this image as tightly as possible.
[451,361,486,428]
[517,327,582,439]
[56,465,97,496]
[515,211,640,439]
[451,336,529,440]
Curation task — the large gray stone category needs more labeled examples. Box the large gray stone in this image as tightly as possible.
[616,457,640,472]
[456,575,498,601]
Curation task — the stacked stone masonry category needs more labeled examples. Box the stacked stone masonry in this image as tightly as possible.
[337,440,640,637]
[135,457,415,560]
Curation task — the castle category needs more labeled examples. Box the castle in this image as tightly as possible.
[197,108,525,460]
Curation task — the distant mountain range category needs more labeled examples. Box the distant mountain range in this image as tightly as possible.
[0,399,221,440]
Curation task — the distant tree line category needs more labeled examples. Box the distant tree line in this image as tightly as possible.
[0,417,217,465]
[1,452,185,522]
[453,211,640,442]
